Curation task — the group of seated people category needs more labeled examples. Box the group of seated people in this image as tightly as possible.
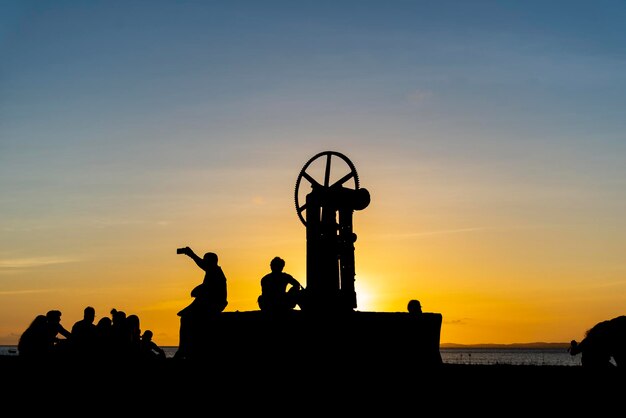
[17,306,166,361]
[18,249,424,362]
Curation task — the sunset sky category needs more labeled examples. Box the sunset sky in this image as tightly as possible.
[1,1,625,347]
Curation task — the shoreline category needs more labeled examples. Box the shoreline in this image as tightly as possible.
[0,353,605,375]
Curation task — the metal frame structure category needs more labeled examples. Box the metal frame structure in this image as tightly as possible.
[295,151,370,312]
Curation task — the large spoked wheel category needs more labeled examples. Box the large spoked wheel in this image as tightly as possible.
[294,151,360,226]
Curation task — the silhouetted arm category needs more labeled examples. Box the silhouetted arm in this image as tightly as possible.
[184,247,205,271]
[150,341,166,358]
[57,323,71,339]
[286,274,301,289]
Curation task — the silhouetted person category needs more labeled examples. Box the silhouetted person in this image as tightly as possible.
[175,246,228,360]
[257,256,302,313]
[140,329,166,360]
[568,316,626,368]
[124,313,142,359]
[45,309,71,356]
[110,308,128,359]
[70,306,97,358]
[569,338,614,368]
[17,314,50,358]
[94,316,114,359]
[408,299,422,315]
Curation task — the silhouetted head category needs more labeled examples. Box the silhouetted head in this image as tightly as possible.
[407,299,422,315]
[203,252,218,265]
[127,314,140,331]
[46,310,62,323]
[111,308,126,324]
[270,256,285,272]
[84,306,96,322]
[30,315,48,329]
[97,317,112,328]
[568,340,581,355]
[142,330,153,341]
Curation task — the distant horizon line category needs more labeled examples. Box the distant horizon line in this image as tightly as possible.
[441,342,570,349]
[1,342,573,349]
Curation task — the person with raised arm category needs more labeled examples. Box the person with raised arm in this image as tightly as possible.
[174,246,228,360]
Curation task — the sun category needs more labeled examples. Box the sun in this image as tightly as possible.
[354,279,378,312]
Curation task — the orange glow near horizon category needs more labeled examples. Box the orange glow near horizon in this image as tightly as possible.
[2,2,625,350]
[1,186,624,348]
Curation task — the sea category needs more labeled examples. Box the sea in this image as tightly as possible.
[0,345,584,366]
[440,347,582,366]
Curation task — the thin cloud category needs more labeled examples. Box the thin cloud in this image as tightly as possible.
[582,279,626,289]
[377,227,488,240]
[445,318,470,325]
[0,257,77,269]
[92,218,142,228]
[0,289,53,295]
[140,299,188,312]
[251,196,266,205]
[409,227,487,237]
[376,224,558,240]
[406,90,433,104]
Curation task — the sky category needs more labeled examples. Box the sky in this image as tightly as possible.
[1,0,625,347]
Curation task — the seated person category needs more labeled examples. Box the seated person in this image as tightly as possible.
[257,256,302,313]
[140,329,166,360]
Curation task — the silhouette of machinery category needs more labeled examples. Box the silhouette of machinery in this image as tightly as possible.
[294,151,370,312]
[193,150,442,367]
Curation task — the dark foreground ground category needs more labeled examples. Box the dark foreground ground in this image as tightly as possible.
[3,354,623,413]
[5,311,622,411]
